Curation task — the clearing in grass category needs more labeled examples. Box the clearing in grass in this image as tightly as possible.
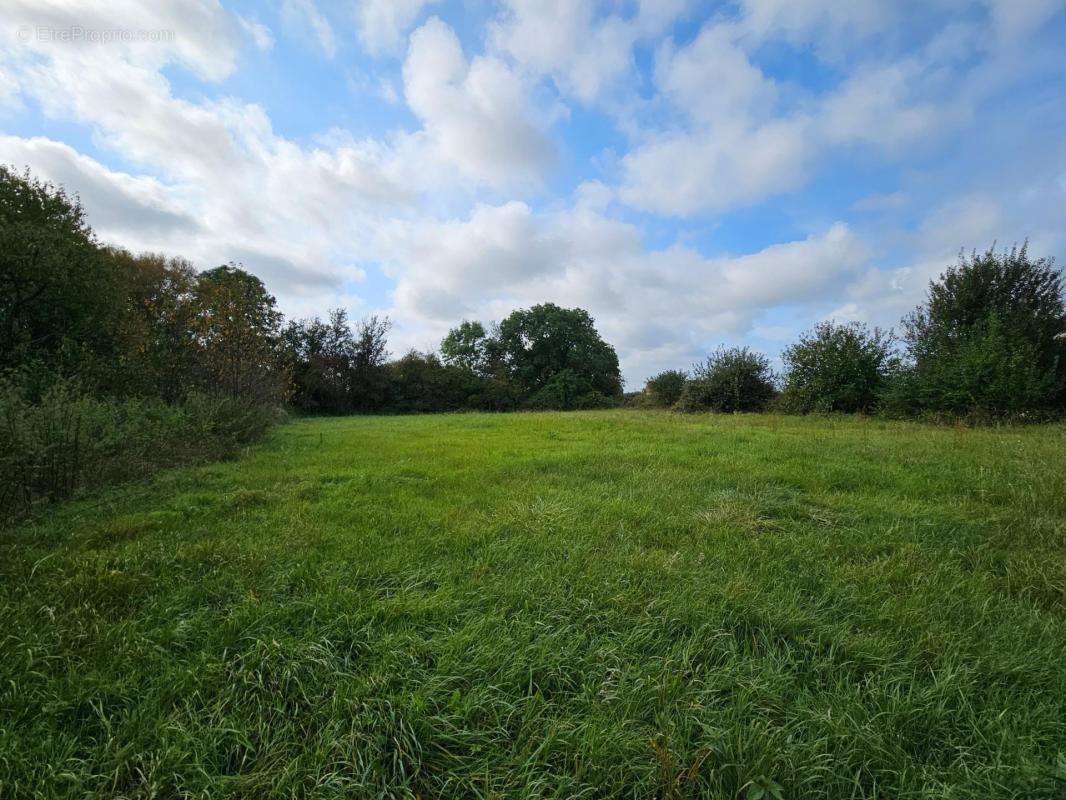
[1,411,1064,797]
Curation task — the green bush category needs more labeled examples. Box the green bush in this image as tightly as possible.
[780,322,896,413]
[888,245,1066,418]
[0,381,278,523]
[677,347,776,413]
[644,370,688,407]
[524,369,618,410]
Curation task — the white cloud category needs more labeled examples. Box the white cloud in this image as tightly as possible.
[489,0,688,104]
[737,0,894,51]
[0,135,198,245]
[619,119,813,216]
[818,61,949,150]
[402,17,557,187]
[281,0,336,58]
[355,0,438,55]
[4,0,241,81]
[655,24,778,126]
[377,193,871,381]
[617,11,983,217]
[0,1,417,306]
[237,15,275,52]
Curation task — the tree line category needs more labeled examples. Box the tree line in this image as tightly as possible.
[3,164,1065,518]
[1,166,626,417]
[640,244,1066,421]
[5,164,1065,426]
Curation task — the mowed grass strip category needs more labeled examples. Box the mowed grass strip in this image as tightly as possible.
[1,411,1064,798]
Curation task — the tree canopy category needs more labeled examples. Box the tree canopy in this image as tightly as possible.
[494,303,623,404]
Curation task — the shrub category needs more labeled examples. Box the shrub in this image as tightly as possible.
[888,245,1066,418]
[780,322,896,413]
[387,351,472,413]
[644,370,687,407]
[0,380,278,523]
[677,347,775,413]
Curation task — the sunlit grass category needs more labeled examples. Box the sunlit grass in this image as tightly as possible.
[2,410,1064,797]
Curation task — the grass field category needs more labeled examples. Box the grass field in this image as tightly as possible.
[2,411,1065,798]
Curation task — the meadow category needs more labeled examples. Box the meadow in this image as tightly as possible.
[1,410,1064,798]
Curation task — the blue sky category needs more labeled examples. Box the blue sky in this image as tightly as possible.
[2,0,1065,384]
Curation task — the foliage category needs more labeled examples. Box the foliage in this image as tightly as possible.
[3,411,1064,797]
[0,379,277,522]
[350,315,392,412]
[678,347,776,412]
[387,351,476,413]
[0,166,124,383]
[107,249,200,401]
[888,245,1066,417]
[191,264,289,405]
[494,303,622,408]
[644,369,688,407]
[282,309,358,413]
[440,320,490,373]
[780,321,896,413]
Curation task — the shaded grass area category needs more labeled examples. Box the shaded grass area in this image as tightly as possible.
[1,411,1064,798]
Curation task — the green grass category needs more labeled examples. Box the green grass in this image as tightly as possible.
[2,411,1065,798]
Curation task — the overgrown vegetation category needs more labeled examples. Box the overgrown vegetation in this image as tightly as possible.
[638,247,1064,421]
[2,411,1063,797]
[644,369,688,407]
[1,166,625,518]
[780,322,896,413]
[282,304,623,414]
[0,382,275,523]
[0,167,287,520]
[677,347,776,412]
[887,245,1066,419]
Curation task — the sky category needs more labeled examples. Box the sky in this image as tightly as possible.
[2,0,1065,386]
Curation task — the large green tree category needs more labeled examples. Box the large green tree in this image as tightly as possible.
[107,248,200,400]
[893,245,1065,416]
[440,320,489,373]
[494,303,622,407]
[0,166,124,385]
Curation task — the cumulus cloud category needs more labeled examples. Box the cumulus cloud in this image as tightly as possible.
[0,135,199,244]
[619,120,813,216]
[4,0,241,81]
[489,0,688,104]
[0,0,1062,385]
[402,17,558,187]
[377,193,871,381]
[0,0,416,305]
[355,0,438,55]
[617,9,995,217]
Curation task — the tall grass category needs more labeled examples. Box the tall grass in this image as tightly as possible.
[1,411,1064,797]
[0,381,279,523]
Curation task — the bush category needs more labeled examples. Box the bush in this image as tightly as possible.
[780,322,896,413]
[644,370,687,407]
[0,380,278,523]
[387,351,474,413]
[524,369,617,410]
[888,245,1066,418]
[677,347,775,413]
